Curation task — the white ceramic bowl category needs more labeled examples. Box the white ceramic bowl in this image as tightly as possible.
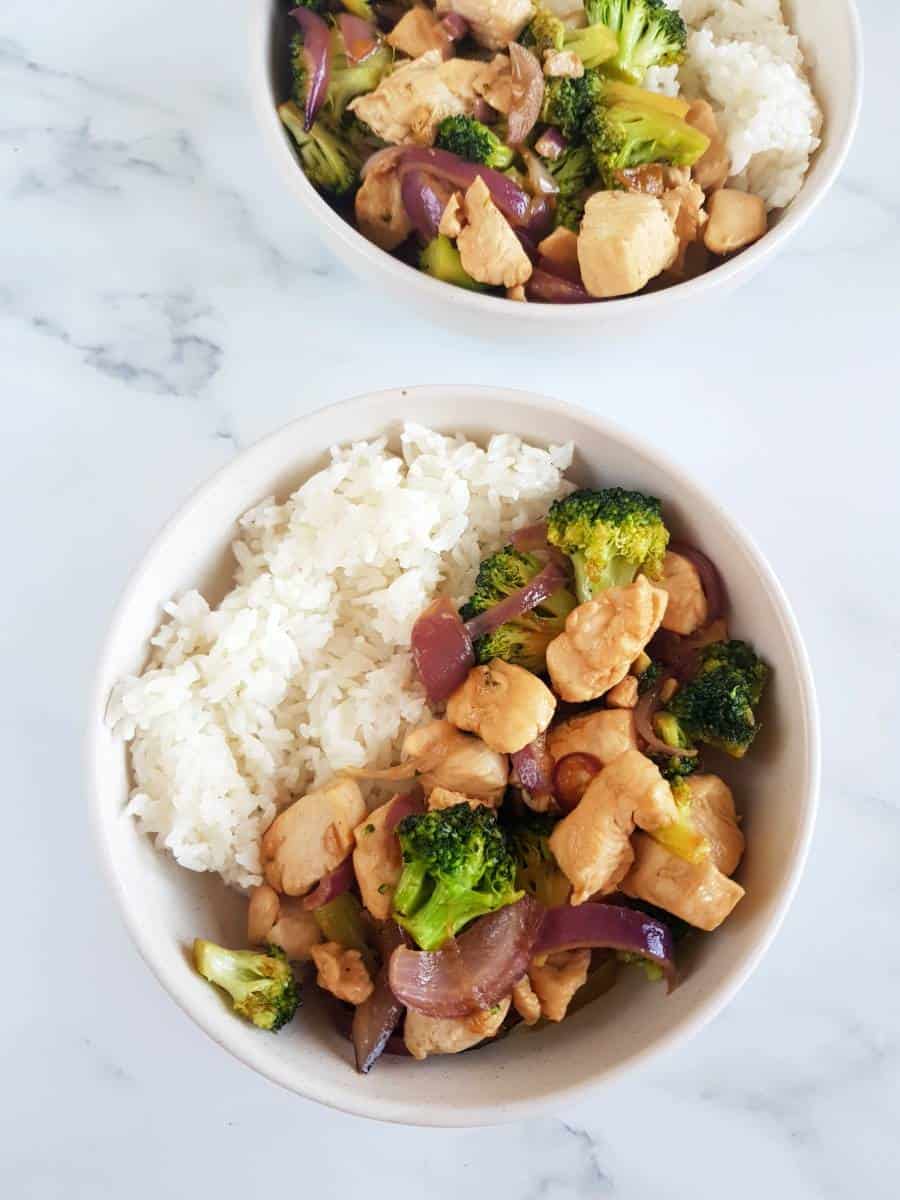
[247,0,862,334]
[89,387,819,1125]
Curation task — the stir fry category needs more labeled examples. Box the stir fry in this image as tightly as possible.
[195,485,769,1071]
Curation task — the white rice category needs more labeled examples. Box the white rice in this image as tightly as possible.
[107,425,574,890]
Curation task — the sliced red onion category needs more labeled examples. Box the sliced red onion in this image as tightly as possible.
[290,7,331,131]
[352,922,406,1073]
[553,752,601,812]
[389,896,545,1018]
[668,542,727,623]
[464,558,569,642]
[384,791,425,834]
[649,618,729,680]
[512,733,555,799]
[400,170,448,242]
[521,148,560,196]
[522,193,554,242]
[360,145,404,180]
[634,679,698,758]
[510,521,548,551]
[536,903,676,991]
[526,268,594,304]
[473,97,497,124]
[302,856,355,910]
[398,148,530,225]
[411,595,475,705]
[337,12,380,63]
[440,11,469,40]
[507,43,544,146]
[535,127,567,160]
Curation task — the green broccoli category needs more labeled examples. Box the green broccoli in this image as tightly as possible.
[503,808,571,908]
[523,5,618,69]
[662,640,769,758]
[547,487,670,602]
[650,775,709,863]
[279,101,361,197]
[393,803,523,951]
[193,940,299,1032]
[636,658,663,695]
[290,28,392,125]
[419,236,485,291]
[584,97,709,187]
[540,72,603,141]
[435,115,515,170]
[460,546,576,672]
[544,144,596,231]
[584,0,687,84]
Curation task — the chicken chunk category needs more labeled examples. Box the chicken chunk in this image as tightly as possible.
[686,774,744,876]
[310,941,374,1005]
[511,974,542,1025]
[549,750,677,903]
[387,7,454,60]
[605,676,639,709]
[578,191,678,299]
[404,996,511,1059]
[658,549,709,636]
[474,53,512,113]
[659,180,707,278]
[354,157,413,252]
[426,785,491,811]
[456,176,533,288]
[704,188,767,255]
[261,778,366,896]
[547,708,637,766]
[247,884,322,962]
[546,575,668,703]
[622,833,744,931]
[402,719,509,801]
[537,226,580,277]
[529,949,591,1021]
[439,191,464,238]
[436,0,533,51]
[544,49,584,78]
[446,658,556,754]
[686,100,730,192]
[352,796,407,920]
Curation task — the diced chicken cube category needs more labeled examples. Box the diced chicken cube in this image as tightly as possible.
[310,941,374,1005]
[686,100,730,193]
[605,675,639,709]
[261,778,366,896]
[402,719,509,802]
[659,180,707,278]
[511,975,542,1025]
[404,997,511,1059]
[352,796,407,921]
[704,188,767,255]
[528,948,591,1021]
[686,774,744,876]
[549,750,676,903]
[436,0,533,51]
[547,708,637,765]
[474,53,512,113]
[354,156,413,251]
[439,191,465,237]
[387,7,454,60]
[446,657,555,753]
[247,883,322,962]
[537,226,580,276]
[455,176,533,288]
[506,284,527,301]
[426,785,489,810]
[577,191,678,299]
[544,49,584,78]
[622,833,744,931]
[658,549,708,636]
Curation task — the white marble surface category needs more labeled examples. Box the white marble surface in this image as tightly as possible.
[3,0,899,1195]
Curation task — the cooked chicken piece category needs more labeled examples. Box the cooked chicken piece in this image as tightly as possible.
[529,949,591,1021]
[578,191,678,298]
[446,658,555,753]
[261,778,366,896]
[605,675,639,709]
[511,974,542,1025]
[549,750,677,903]
[686,774,744,876]
[659,676,678,703]
[247,883,322,962]
[352,796,407,920]
[427,785,491,811]
[439,191,465,237]
[546,576,668,703]
[387,7,454,60]
[506,284,527,301]
[310,941,374,1005]
[659,180,707,278]
[544,49,584,78]
[616,164,666,195]
[436,0,533,51]
[402,719,509,801]
[658,549,709,636]
[704,188,767,255]
[537,226,580,275]
[455,176,533,288]
[354,157,413,252]
[474,53,512,113]
[404,996,511,1059]
[622,833,744,931]
[547,708,637,765]
[686,100,730,192]
[663,165,691,189]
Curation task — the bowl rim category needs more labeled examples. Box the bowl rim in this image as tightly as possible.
[87,386,821,1125]
[246,0,863,324]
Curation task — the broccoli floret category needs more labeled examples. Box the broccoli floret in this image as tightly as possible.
[584,98,709,187]
[460,546,576,672]
[523,5,617,69]
[393,803,523,951]
[547,487,670,602]
[279,101,361,197]
[650,775,710,863]
[419,236,485,291]
[521,5,566,56]
[503,808,571,908]
[636,658,663,695]
[193,940,299,1032]
[663,640,770,758]
[584,0,687,84]
[651,748,699,781]
[290,27,392,124]
[435,115,515,170]
[541,72,603,140]
[544,144,596,231]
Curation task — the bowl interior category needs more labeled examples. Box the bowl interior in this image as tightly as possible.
[90,387,817,1125]
[249,0,861,326]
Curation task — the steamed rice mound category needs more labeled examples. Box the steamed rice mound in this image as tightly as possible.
[108,425,573,889]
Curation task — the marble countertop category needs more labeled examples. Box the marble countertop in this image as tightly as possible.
[3,1,898,1195]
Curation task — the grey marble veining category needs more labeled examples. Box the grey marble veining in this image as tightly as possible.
[2,1,899,1196]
